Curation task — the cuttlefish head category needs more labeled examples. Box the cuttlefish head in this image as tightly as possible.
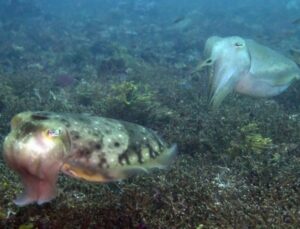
[203,36,251,109]
[3,112,70,206]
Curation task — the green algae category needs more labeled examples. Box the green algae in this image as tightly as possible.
[242,123,273,154]
[227,123,273,157]
[108,81,154,107]
[18,223,34,229]
[245,133,273,153]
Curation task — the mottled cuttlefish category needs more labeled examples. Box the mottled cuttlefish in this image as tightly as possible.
[3,111,177,206]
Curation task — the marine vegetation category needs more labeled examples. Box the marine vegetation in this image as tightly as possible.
[104,81,161,123]
[242,124,273,153]
[227,123,273,157]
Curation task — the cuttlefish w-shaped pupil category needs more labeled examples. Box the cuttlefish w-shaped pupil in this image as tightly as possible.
[206,59,212,64]
[47,129,62,137]
[234,42,243,47]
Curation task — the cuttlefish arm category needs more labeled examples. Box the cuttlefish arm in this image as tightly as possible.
[202,36,251,109]
[3,112,71,206]
[3,129,67,206]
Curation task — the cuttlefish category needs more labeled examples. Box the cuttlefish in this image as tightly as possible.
[196,36,300,109]
[3,111,177,206]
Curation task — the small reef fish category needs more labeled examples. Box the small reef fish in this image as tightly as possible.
[291,17,300,25]
[172,16,186,25]
[195,36,300,109]
[3,111,177,206]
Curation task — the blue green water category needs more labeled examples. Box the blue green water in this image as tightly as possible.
[0,0,299,228]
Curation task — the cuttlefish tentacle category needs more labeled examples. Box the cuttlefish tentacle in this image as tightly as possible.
[201,36,300,109]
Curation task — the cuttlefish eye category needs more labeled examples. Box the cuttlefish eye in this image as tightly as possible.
[47,129,62,137]
[205,58,212,64]
[234,42,244,47]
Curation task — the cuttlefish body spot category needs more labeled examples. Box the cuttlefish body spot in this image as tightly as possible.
[201,36,300,108]
[3,111,177,206]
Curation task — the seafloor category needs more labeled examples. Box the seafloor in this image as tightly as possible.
[0,1,300,228]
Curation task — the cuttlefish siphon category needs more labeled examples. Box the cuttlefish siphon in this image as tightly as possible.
[196,36,300,109]
[3,111,177,206]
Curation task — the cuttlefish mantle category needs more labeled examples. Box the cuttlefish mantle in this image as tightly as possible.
[196,36,300,109]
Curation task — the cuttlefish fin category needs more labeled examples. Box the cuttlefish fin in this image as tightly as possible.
[61,162,109,182]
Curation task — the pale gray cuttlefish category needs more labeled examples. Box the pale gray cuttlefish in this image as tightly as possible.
[3,111,177,206]
[196,36,300,109]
